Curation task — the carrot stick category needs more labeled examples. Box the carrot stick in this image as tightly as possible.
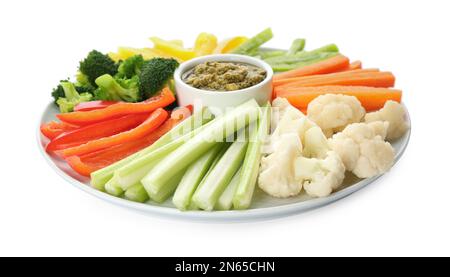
[61,108,168,157]
[275,86,402,111]
[275,71,396,89]
[273,55,350,81]
[273,69,380,87]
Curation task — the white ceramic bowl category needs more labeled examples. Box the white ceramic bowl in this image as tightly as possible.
[174,54,273,114]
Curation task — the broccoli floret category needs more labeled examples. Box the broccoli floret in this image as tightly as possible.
[51,79,93,104]
[117,55,144,79]
[56,82,93,113]
[139,58,179,99]
[75,71,96,92]
[94,74,141,102]
[79,50,118,87]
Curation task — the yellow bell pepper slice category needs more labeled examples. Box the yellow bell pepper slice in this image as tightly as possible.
[150,37,195,61]
[193,33,218,56]
[214,36,248,54]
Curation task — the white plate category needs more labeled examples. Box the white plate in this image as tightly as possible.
[37,101,410,222]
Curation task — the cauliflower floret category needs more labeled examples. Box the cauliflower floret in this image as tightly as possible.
[303,126,330,159]
[366,121,389,140]
[329,122,395,178]
[294,151,346,197]
[259,133,303,198]
[365,100,409,141]
[264,98,316,154]
[307,94,366,137]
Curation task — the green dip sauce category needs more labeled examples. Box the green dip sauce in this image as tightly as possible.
[183,61,267,91]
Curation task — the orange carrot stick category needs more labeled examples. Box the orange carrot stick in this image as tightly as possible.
[273,55,350,81]
[61,108,168,157]
[275,86,402,111]
[275,71,396,89]
[273,69,380,87]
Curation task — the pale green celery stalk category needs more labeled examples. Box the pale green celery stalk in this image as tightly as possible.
[258,50,286,59]
[232,28,273,55]
[215,168,241,211]
[172,144,224,210]
[271,53,338,72]
[151,169,186,203]
[265,44,338,65]
[124,183,149,203]
[233,103,271,210]
[90,107,213,190]
[192,137,249,211]
[287,38,306,55]
[141,99,260,201]
[104,176,124,196]
[115,121,214,190]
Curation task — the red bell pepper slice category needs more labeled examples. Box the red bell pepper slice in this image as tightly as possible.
[40,121,79,140]
[74,100,119,112]
[46,113,149,152]
[61,108,168,157]
[57,87,175,125]
[65,114,188,176]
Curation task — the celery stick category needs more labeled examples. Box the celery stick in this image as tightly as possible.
[215,168,241,211]
[172,144,224,210]
[287,38,306,55]
[233,103,271,210]
[271,53,339,72]
[259,50,286,59]
[232,28,273,55]
[141,99,260,201]
[104,176,124,196]
[192,138,248,211]
[90,107,213,190]
[124,183,149,203]
[151,169,186,203]
[265,44,338,65]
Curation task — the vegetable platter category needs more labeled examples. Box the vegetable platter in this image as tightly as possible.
[38,28,411,221]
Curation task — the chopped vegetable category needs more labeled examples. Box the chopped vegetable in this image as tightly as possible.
[276,85,402,111]
[273,69,380,87]
[46,114,147,151]
[214,36,248,53]
[150,37,195,61]
[275,71,395,89]
[57,87,175,125]
[79,50,118,87]
[61,108,168,157]
[90,107,212,190]
[265,44,338,65]
[94,74,141,102]
[215,168,241,211]
[116,55,144,78]
[307,94,366,137]
[270,52,339,72]
[233,103,271,209]
[192,138,248,211]
[232,28,273,55]
[55,82,93,113]
[172,144,224,210]
[193,33,218,56]
[40,121,78,140]
[152,169,186,203]
[124,183,149,203]
[287,39,306,55]
[294,151,346,197]
[64,115,184,176]
[141,99,260,202]
[104,176,123,196]
[329,122,395,178]
[74,100,118,112]
[273,55,350,81]
[365,100,409,140]
[139,58,179,99]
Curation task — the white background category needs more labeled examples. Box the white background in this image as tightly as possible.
[1,0,449,257]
